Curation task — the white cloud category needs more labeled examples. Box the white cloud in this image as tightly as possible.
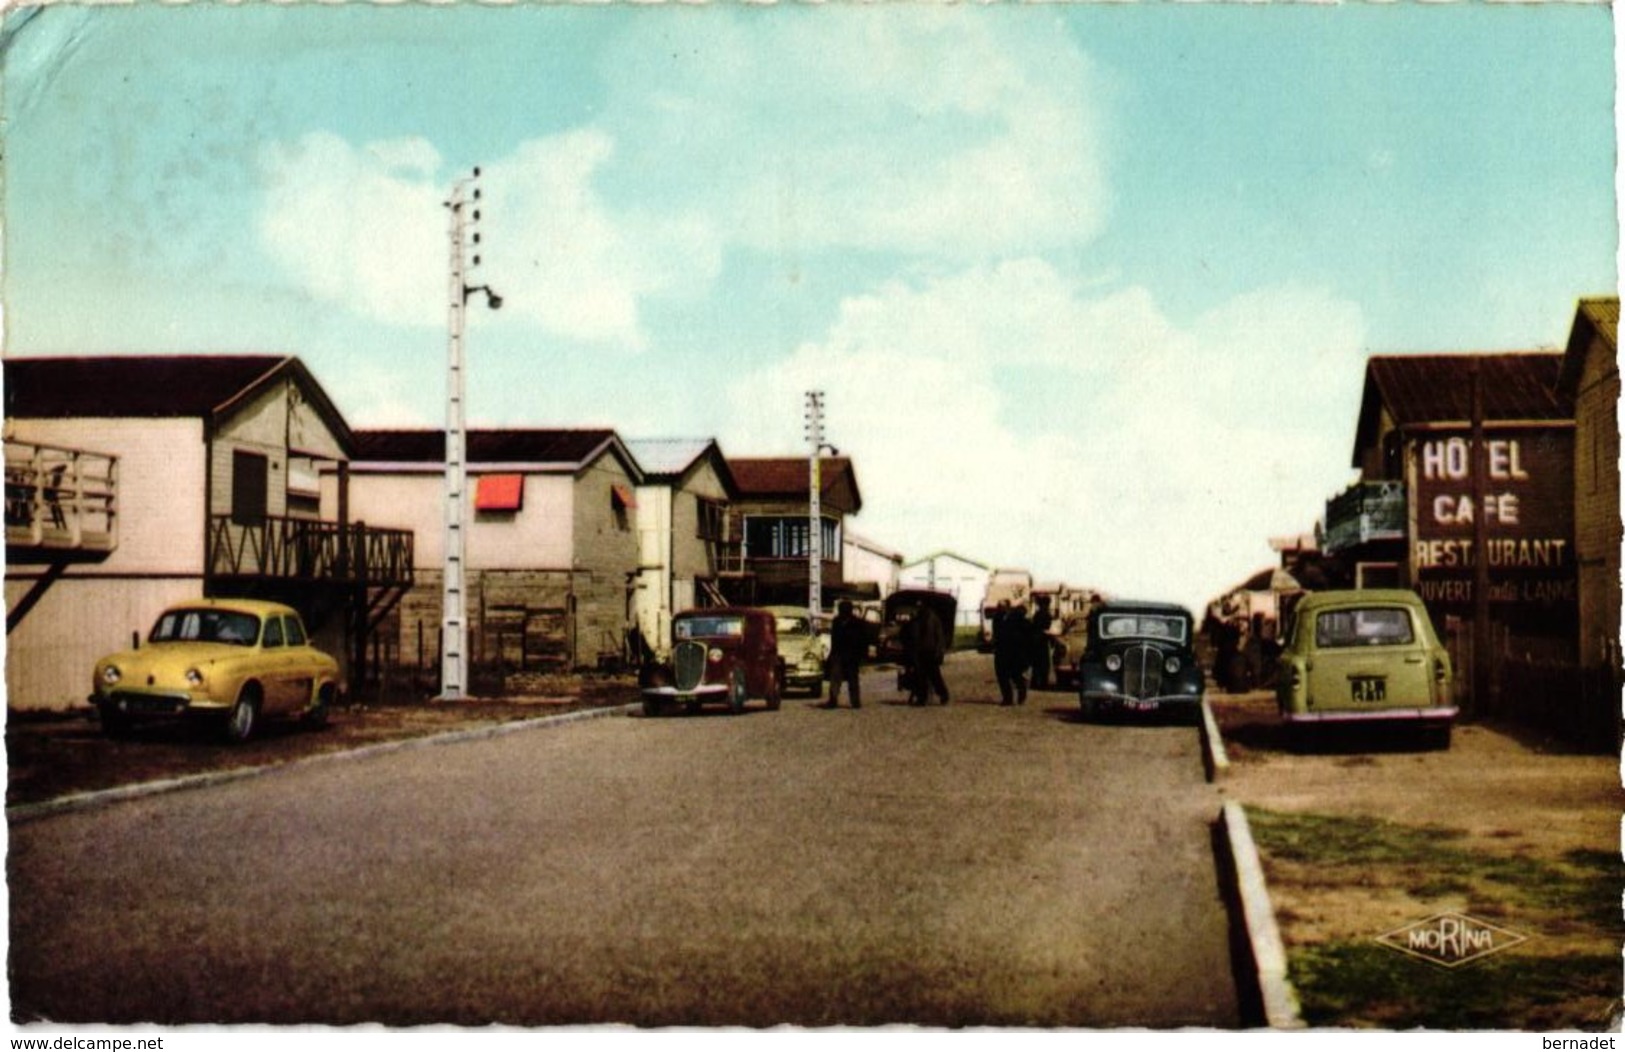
[723,262,1368,613]
[257,130,719,347]
[601,8,1110,257]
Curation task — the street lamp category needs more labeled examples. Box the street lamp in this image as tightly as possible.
[441,168,502,701]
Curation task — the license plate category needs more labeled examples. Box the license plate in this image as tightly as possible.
[1125,699,1158,712]
[1350,676,1387,703]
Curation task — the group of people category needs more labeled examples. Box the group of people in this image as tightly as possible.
[819,594,1058,710]
[820,598,950,709]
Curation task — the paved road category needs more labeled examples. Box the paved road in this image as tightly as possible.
[9,653,1239,1027]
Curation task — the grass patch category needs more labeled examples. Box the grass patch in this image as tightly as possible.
[1248,809,1625,931]
[1246,808,1624,1028]
[1289,942,1619,1030]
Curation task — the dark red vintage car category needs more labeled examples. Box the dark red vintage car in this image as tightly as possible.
[639,607,782,716]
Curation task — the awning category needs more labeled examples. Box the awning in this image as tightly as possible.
[475,474,524,512]
[612,483,637,510]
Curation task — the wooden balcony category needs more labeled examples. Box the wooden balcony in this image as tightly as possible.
[207,514,413,590]
[4,440,118,562]
[1323,480,1407,554]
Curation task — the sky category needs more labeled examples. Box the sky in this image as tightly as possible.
[2,1,1617,614]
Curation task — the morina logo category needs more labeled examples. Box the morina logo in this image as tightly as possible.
[1376,912,1527,967]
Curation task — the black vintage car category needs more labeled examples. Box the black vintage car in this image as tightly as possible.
[1077,600,1204,720]
[876,589,958,665]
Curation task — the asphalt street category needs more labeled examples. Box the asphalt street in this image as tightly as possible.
[9,652,1239,1028]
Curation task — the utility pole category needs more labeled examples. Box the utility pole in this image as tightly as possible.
[1470,358,1491,719]
[804,391,832,624]
[441,167,502,701]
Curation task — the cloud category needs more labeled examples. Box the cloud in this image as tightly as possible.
[722,262,1368,612]
[256,130,719,347]
[600,7,1110,257]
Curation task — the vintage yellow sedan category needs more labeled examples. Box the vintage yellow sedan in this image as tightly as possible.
[90,598,339,742]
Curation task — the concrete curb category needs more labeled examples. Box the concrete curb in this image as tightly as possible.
[1200,697,1230,783]
[1216,800,1305,1029]
[6,702,642,826]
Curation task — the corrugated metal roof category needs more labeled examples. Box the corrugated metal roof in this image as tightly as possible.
[625,438,715,478]
[1578,296,1619,349]
[354,428,620,467]
[1367,353,1570,424]
[1351,352,1572,466]
[5,355,290,419]
[730,456,858,501]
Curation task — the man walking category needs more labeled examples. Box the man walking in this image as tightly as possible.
[1029,595,1054,690]
[822,600,867,709]
[993,601,1031,706]
[906,601,951,706]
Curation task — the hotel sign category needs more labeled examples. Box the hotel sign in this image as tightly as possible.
[1409,430,1575,609]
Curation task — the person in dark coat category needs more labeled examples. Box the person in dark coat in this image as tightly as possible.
[1029,595,1054,689]
[822,600,867,709]
[993,602,1031,706]
[904,602,951,706]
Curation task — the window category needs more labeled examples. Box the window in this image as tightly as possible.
[263,615,286,649]
[696,498,725,542]
[283,616,307,646]
[231,450,268,527]
[744,515,839,560]
[150,609,260,647]
[1315,608,1414,649]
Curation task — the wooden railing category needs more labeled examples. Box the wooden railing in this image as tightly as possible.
[4,439,119,555]
[207,514,413,588]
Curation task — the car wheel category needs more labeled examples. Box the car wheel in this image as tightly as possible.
[642,697,664,718]
[729,669,747,715]
[223,685,260,744]
[305,684,333,730]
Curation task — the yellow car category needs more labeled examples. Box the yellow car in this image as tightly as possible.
[765,606,826,697]
[1276,589,1455,749]
[91,598,339,742]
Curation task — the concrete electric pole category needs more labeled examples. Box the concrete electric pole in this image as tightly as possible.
[441,168,502,701]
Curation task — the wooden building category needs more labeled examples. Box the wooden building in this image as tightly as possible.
[4,356,413,710]
[624,438,739,658]
[337,429,642,687]
[1330,352,1576,723]
[1557,296,1621,746]
[720,456,863,609]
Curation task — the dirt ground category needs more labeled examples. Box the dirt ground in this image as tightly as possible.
[1210,689,1624,1029]
[5,673,638,808]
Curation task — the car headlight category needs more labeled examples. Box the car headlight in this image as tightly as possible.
[100,665,121,686]
[1105,654,1122,672]
[185,668,205,687]
[708,647,723,663]
[1165,656,1181,674]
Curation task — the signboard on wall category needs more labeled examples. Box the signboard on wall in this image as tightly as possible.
[1408,429,1576,609]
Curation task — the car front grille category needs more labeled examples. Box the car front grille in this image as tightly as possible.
[108,691,188,715]
[1122,645,1163,699]
[673,641,707,692]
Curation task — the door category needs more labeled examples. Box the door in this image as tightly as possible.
[1305,604,1433,714]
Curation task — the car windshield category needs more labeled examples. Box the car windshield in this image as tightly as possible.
[1098,613,1187,643]
[1315,607,1414,648]
[675,616,745,640]
[149,609,261,647]
[774,615,810,636]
